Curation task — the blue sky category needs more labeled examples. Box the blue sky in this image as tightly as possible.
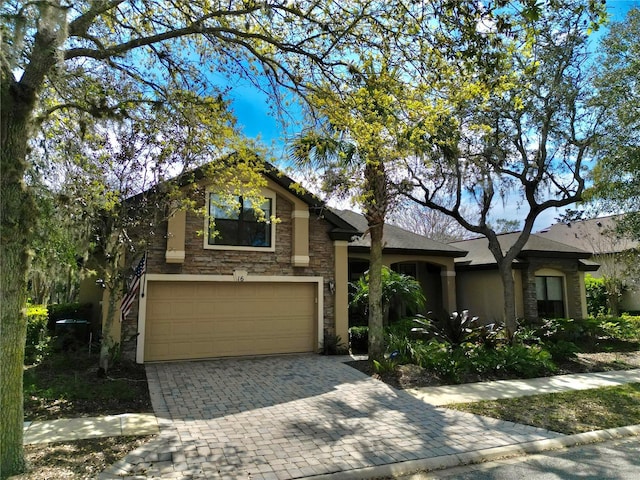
[225,1,640,230]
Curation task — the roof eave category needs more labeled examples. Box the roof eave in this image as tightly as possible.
[348,245,467,257]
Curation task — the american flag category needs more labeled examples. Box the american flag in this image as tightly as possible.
[120,254,146,323]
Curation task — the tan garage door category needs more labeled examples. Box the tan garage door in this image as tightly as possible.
[144,281,317,361]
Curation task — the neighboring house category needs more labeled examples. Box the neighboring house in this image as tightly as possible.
[450,233,598,323]
[332,210,467,317]
[536,215,640,313]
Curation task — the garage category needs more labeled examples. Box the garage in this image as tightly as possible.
[142,280,318,362]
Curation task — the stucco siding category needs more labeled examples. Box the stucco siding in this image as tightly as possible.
[455,270,507,324]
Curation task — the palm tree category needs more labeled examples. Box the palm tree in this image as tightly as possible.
[290,126,391,361]
[350,266,426,325]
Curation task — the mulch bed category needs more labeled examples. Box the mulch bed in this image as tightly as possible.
[347,350,640,390]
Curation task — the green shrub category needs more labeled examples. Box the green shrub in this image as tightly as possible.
[596,315,640,340]
[459,342,556,379]
[25,304,52,365]
[321,331,347,355]
[348,326,369,354]
[372,357,398,373]
[409,339,465,382]
[495,343,556,378]
[386,317,417,337]
[535,317,601,344]
[434,310,479,345]
[385,318,415,364]
[544,340,580,360]
[350,266,426,323]
[585,274,608,316]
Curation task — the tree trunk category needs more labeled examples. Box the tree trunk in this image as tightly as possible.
[1,81,37,477]
[367,222,385,362]
[607,293,619,317]
[99,239,124,375]
[498,261,518,339]
[99,289,120,375]
[0,235,30,478]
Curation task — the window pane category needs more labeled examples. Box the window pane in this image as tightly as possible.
[241,198,271,221]
[208,194,272,247]
[210,194,239,220]
[242,221,271,247]
[211,219,240,245]
[546,277,563,301]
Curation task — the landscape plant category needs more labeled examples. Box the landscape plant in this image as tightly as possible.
[585,274,608,316]
[24,304,51,365]
[350,266,426,325]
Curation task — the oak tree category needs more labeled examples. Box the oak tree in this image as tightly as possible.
[0,1,383,474]
[588,8,640,240]
[402,1,606,336]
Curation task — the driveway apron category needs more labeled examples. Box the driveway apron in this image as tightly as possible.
[102,355,562,479]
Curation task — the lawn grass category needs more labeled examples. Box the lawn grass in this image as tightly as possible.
[447,383,640,435]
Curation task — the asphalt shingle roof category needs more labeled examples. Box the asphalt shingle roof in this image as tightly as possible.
[536,215,639,255]
[333,209,467,257]
[450,232,593,267]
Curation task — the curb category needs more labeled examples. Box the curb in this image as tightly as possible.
[304,424,640,480]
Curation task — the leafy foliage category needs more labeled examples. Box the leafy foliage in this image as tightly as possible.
[519,315,640,359]
[381,314,640,383]
[348,326,369,354]
[25,305,52,365]
[412,310,505,347]
[401,1,607,334]
[320,331,347,355]
[350,266,426,321]
[588,8,640,241]
[585,274,608,317]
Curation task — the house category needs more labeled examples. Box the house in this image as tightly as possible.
[536,215,640,313]
[450,233,599,323]
[81,163,600,363]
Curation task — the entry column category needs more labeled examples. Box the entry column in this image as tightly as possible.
[441,267,457,313]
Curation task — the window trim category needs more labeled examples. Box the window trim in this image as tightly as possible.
[203,188,277,252]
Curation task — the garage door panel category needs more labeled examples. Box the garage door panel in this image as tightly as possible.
[144,281,317,361]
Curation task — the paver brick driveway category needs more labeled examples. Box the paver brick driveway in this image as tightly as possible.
[102,355,561,479]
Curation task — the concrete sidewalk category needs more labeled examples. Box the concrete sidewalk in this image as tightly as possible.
[23,413,158,444]
[408,368,640,406]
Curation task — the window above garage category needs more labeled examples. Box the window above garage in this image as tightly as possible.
[205,190,276,251]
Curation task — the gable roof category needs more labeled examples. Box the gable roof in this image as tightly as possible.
[261,166,360,241]
[450,232,597,269]
[333,210,467,257]
[163,159,361,241]
[536,215,639,255]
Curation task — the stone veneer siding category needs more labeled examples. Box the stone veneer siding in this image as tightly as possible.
[521,258,584,322]
[121,192,336,360]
